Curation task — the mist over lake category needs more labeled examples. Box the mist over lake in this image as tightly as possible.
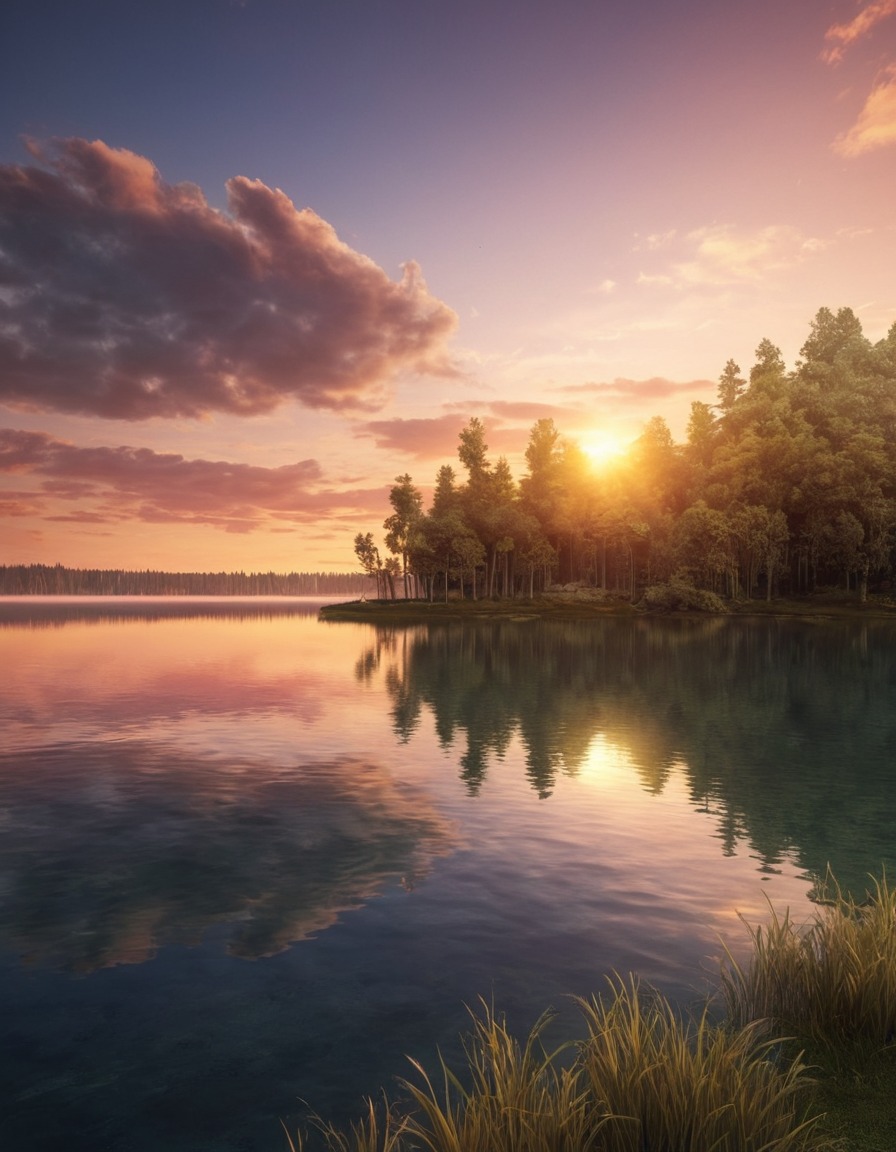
[2,599,895,1151]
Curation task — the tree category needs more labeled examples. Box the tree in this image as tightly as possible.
[673,501,735,594]
[717,359,745,413]
[457,417,489,481]
[384,473,424,599]
[799,306,864,370]
[749,338,787,393]
[685,400,717,468]
[353,532,383,598]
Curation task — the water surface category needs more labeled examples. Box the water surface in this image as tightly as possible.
[2,599,894,1151]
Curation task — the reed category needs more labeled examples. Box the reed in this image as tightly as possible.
[575,974,821,1152]
[397,1001,599,1152]
[284,987,824,1151]
[282,1094,408,1152]
[722,870,896,1049]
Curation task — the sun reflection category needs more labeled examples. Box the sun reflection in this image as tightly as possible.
[577,732,636,786]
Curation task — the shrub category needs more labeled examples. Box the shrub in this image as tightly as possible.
[641,577,728,613]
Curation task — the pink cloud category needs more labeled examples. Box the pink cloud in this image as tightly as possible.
[354,415,467,459]
[459,400,572,422]
[558,377,713,399]
[833,64,896,154]
[354,412,529,462]
[0,139,458,420]
[822,0,896,64]
[0,427,386,532]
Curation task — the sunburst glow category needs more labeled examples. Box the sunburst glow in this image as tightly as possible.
[579,432,630,468]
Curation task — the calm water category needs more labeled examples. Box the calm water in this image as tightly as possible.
[2,598,895,1151]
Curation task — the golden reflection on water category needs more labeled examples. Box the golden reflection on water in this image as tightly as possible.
[5,605,895,1152]
[576,731,636,786]
[2,605,892,984]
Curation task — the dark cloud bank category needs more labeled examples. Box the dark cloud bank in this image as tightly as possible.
[0,428,387,532]
[0,138,458,420]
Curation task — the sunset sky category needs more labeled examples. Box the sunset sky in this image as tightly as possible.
[1,0,895,573]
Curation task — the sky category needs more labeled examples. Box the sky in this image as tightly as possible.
[1,0,894,574]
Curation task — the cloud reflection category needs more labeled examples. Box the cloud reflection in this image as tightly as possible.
[0,744,455,972]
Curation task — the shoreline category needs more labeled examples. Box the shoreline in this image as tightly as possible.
[319,592,896,624]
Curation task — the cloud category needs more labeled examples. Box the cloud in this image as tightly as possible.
[671,224,823,286]
[822,0,896,64]
[832,64,896,154]
[0,427,386,533]
[636,272,675,287]
[633,230,678,252]
[558,377,713,399]
[354,410,528,461]
[354,415,467,459]
[0,138,458,420]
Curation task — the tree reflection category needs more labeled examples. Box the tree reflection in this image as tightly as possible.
[362,617,896,886]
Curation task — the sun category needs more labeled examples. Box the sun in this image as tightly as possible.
[579,431,629,468]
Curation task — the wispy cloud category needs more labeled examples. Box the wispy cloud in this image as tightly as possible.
[353,411,526,461]
[670,225,823,287]
[832,64,896,154]
[822,0,896,64]
[557,377,712,399]
[353,415,466,460]
[0,138,458,421]
[0,427,385,532]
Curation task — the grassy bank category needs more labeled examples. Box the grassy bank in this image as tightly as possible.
[285,872,896,1151]
[319,594,638,623]
[319,591,896,624]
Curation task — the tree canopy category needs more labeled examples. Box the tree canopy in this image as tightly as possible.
[357,308,896,604]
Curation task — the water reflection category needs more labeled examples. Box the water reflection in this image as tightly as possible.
[362,617,896,889]
[2,605,894,1151]
[0,594,334,628]
[0,743,454,971]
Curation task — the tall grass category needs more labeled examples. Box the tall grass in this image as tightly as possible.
[285,986,825,1152]
[283,1094,408,1152]
[397,1002,597,1152]
[722,870,896,1050]
[576,974,819,1152]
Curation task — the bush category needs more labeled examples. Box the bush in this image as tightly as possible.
[641,577,729,613]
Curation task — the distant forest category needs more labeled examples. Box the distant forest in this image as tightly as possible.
[0,565,371,597]
[356,307,896,603]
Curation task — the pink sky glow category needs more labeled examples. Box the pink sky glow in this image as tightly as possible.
[0,0,894,572]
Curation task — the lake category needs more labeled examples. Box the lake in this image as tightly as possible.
[2,598,895,1151]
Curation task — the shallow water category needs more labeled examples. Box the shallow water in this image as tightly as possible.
[2,599,895,1150]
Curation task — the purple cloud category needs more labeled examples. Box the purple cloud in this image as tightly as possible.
[0,427,386,533]
[0,138,458,420]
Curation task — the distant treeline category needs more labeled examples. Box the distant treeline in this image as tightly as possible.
[0,565,373,597]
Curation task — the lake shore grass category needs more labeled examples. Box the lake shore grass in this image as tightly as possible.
[285,873,896,1152]
[319,590,896,624]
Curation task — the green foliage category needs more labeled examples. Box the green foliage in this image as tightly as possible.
[641,575,729,613]
[353,306,896,604]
